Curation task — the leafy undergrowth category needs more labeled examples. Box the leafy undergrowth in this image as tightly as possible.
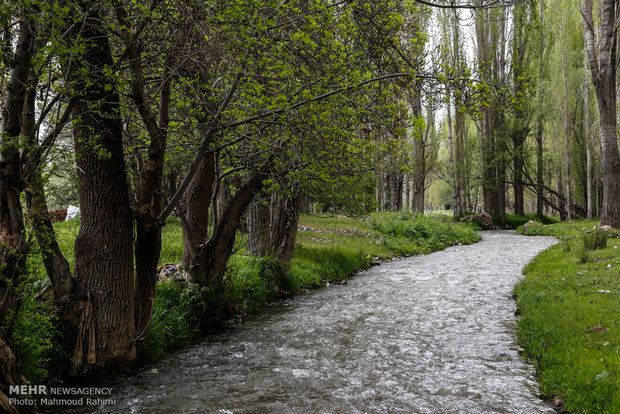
[292,211,478,282]
[500,212,558,229]
[14,211,479,379]
[515,219,620,413]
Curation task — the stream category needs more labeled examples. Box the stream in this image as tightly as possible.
[70,230,558,413]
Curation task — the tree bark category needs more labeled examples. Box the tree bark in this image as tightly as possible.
[182,151,216,284]
[195,171,267,286]
[584,53,593,219]
[476,9,498,217]
[409,87,425,213]
[247,198,272,257]
[0,12,35,411]
[21,72,74,308]
[583,0,620,228]
[68,4,136,374]
[272,188,305,265]
[561,25,572,221]
[535,0,546,218]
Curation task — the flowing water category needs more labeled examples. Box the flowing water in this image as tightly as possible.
[73,231,558,413]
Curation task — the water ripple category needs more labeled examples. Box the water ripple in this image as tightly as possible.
[71,230,558,414]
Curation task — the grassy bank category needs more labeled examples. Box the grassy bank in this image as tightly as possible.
[14,211,479,382]
[515,219,620,413]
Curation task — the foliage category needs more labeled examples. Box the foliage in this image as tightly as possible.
[582,227,610,251]
[11,296,63,384]
[518,218,604,239]
[516,220,620,412]
[142,280,198,361]
[370,210,478,254]
[501,213,558,229]
[223,256,285,314]
[160,217,184,265]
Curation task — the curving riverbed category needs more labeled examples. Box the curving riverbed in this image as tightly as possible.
[71,231,558,413]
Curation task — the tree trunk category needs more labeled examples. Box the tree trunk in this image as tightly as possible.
[182,152,216,284]
[409,88,425,213]
[562,29,572,221]
[446,89,458,216]
[495,8,507,220]
[536,0,545,218]
[476,9,498,217]
[584,54,593,219]
[272,190,305,265]
[247,198,271,257]
[130,67,171,346]
[196,171,267,286]
[68,4,136,374]
[513,148,524,216]
[21,72,74,307]
[0,13,35,407]
[583,0,620,228]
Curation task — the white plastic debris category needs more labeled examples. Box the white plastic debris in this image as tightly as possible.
[65,205,80,221]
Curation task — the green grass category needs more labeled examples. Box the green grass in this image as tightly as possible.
[15,211,480,382]
[515,219,620,413]
[501,212,558,228]
[142,279,198,361]
[284,211,479,291]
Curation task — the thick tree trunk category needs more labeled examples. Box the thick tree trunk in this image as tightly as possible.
[182,152,216,283]
[195,172,267,286]
[68,5,136,374]
[247,198,271,257]
[272,190,305,265]
[583,0,620,228]
[0,13,35,407]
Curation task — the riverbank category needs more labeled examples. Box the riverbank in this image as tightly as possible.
[515,220,620,413]
[56,230,556,414]
[15,211,479,385]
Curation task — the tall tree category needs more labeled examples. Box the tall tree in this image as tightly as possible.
[66,2,137,373]
[0,9,35,410]
[583,0,620,228]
